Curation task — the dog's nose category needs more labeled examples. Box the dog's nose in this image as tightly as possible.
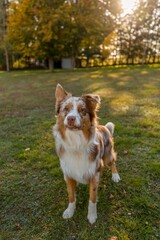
[67,116,76,126]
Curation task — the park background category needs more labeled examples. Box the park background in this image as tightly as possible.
[0,0,160,71]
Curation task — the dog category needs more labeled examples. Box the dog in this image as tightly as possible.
[53,84,120,224]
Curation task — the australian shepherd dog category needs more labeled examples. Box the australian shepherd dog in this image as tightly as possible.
[53,84,120,224]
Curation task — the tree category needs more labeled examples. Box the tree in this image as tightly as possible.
[0,0,10,71]
[133,0,160,65]
[77,0,121,66]
[116,0,160,65]
[7,0,121,69]
[8,0,67,70]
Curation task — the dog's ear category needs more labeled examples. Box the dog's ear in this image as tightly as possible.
[55,84,71,114]
[82,94,100,124]
[55,84,69,102]
[82,94,100,112]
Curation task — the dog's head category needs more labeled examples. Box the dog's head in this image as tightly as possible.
[55,84,100,132]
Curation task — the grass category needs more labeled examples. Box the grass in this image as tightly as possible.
[0,66,160,240]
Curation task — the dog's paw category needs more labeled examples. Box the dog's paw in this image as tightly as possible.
[87,201,97,224]
[112,173,121,183]
[87,212,97,224]
[63,208,74,219]
[63,202,76,219]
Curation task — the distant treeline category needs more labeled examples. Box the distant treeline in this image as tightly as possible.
[0,0,159,71]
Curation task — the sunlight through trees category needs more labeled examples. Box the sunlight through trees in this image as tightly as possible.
[0,0,159,70]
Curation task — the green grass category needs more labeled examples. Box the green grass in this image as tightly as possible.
[0,66,160,240]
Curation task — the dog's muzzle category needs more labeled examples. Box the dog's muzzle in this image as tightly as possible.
[66,116,80,130]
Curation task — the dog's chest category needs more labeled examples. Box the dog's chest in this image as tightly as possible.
[59,130,98,184]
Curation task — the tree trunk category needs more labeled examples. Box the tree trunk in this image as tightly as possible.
[132,57,134,65]
[71,56,75,68]
[1,0,10,71]
[48,56,54,71]
[4,45,10,72]
[86,57,89,67]
[142,45,147,66]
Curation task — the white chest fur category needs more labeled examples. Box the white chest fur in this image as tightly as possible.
[54,128,98,184]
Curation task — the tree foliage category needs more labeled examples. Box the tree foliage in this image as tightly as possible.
[1,0,159,70]
[116,0,160,64]
[7,0,121,69]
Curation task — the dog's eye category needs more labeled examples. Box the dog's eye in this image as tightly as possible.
[81,108,86,115]
[64,106,69,113]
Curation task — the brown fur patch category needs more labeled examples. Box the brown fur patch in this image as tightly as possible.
[65,177,77,203]
[98,124,117,168]
[89,143,100,161]
[103,140,117,167]
[89,176,99,203]
[111,161,118,174]
[82,94,100,125]
[77,103,86,115]
[96,159,104,172]
[57,114,66,140]
[106,139,112,151]
[81,115,92,140]
[64,102,73,113]
[97,125,111,146]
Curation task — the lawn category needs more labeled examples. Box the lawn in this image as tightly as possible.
[0,66,160,240]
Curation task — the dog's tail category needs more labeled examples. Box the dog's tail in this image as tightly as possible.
[105,122,115,136]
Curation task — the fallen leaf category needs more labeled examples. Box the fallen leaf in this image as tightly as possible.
[110,237,118,240]
[15,224,21,230]
[124,150,128,155]
[109,193,114,200]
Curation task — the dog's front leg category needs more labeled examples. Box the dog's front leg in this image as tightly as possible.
[87,173,100,224]
[63,177,77,219]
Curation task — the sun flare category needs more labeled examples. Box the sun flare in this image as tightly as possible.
[121,0,137,15]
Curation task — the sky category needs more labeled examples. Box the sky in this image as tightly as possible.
[121,0,137,15]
